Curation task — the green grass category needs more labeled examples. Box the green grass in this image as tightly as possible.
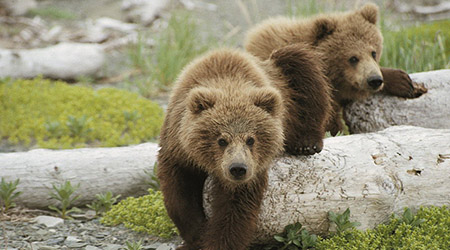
[380,20,449,73]
[127,11,215,97]
[0,78,164,149]
[28,7,78,20]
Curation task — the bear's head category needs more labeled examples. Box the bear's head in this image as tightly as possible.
[313,3,384,101]
[180,84,284,189]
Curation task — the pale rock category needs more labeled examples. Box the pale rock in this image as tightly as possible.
[33,216,64,228]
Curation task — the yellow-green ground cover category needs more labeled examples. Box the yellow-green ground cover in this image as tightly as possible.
[0,78,164,149]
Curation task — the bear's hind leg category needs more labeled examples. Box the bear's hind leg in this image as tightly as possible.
[157,163,207,250]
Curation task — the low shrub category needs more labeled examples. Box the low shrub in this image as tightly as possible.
[316,206,450,249]
[100,189,177,239]
[0,77,164,149]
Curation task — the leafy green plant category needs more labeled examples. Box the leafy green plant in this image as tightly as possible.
[395,207,425,227]
[101,189,177,238]
[274,222,318,250]
[44,120,64,138]
[66,115,92,137]
[123,110,141,123]
[48,181,81,219]
[0,78,164,149]
[0,178,22,213]
[328,208,361,234]
[145,163,160,190]
[125,240,143,250]
[87,191,121,217]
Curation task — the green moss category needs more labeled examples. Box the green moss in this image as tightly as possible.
[100,189,177,239]
[316,206,450,249]
[0,78,164,149]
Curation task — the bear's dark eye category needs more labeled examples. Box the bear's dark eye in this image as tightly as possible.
[246,137,255,146]
[218,138,228,147]
[371,51,377,59]
[349,56,359,65]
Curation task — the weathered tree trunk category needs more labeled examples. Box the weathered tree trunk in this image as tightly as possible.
[2,126,449,243]
[249,125,450,242]
[0,43,105,80]
[0,143,158,208]
[345,69,450,134]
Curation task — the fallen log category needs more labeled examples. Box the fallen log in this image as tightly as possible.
[1,126,449,242]
[250,125,450,241]
[121,0,169,25]
[0,42,105,80]
[344,69,450,134]
[0,143,158,208]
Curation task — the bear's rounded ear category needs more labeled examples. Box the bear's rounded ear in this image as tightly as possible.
[359,3,378,24]
[252,88,282,116]
[187,87,216,114]
[313,18,336,43]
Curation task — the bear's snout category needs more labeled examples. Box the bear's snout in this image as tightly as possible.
[367,75,383,89]
[229,163,248,179]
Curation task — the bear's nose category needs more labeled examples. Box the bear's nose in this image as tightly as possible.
[229,163,247,179]
[367,75,383,89]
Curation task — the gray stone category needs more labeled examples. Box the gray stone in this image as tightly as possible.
[45,237,65,245]
[156,243,175,250]
[103,244,123,250]
[143,243,161,250]
[30,242,59,250]
[65,236,81,242]
[33,216,64,228]
[85,246,101,250]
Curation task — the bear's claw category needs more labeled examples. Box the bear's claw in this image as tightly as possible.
[291,142,323,155]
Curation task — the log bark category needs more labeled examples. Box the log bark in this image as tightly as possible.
[0,42,105,80]
[344,69,450,134]
[0,143,158,208]
[2,126,449,243]
[249,125,450,242]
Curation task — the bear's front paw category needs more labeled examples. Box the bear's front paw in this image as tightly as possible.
[381,67,427,98]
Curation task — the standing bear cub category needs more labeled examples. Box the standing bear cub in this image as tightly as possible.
[245,3,427,135]
[158,48,331,250]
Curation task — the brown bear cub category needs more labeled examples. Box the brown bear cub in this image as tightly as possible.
[245,3,427,135]
[158,48,330,250]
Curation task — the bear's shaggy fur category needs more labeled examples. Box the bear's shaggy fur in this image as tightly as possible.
[157,48,331,249]
[245,3,427,135]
